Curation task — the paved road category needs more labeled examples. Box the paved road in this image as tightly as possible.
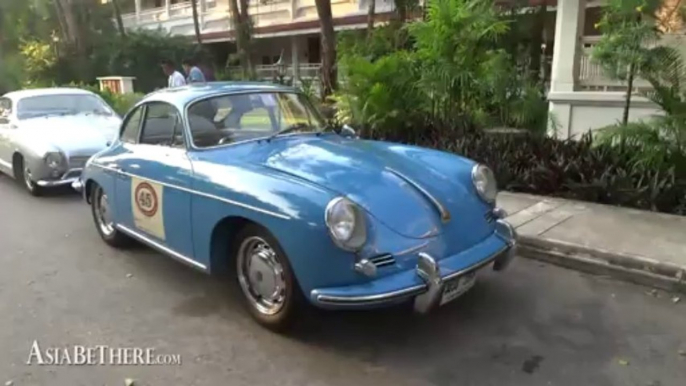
[1,176,685,386]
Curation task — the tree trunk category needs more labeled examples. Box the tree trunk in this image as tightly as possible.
[228,0,253,77]
[52,0,70,43]
[623,63,636,127]
[367,0,375,37]
[111,0,126,38]
[191,0,202,45]
[315,0,337,98]
[529,1,546,84]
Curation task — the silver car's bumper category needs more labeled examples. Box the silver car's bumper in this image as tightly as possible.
[34,168,83,188]
[36,176,79,188]
[71,178,84,193]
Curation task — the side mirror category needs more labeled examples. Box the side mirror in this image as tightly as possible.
[340,124,357,138]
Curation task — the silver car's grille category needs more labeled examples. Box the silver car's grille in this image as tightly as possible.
[369,254,396,268]
[68,156,90,169]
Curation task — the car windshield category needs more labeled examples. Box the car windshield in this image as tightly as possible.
[187,91,326,148]
[17,94,114,120]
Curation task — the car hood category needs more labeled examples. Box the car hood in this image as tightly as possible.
[18,114,120,155]
[240,135,491,241]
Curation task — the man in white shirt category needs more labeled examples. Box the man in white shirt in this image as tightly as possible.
[160,59,186,88]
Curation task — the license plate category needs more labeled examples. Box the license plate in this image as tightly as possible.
[440,271,477,306]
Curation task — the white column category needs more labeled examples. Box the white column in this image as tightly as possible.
[135,0,141,22]
[165,0,171,18]
[549,0,586,92]
[291,36,300,83]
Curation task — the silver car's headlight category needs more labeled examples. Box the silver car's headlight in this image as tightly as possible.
[44,152,65,169]
[325,197,367,251]
[472,164,497,203]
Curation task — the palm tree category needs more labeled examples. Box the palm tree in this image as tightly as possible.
[111,0,126,38]
[314,0,336,97]
[190,0,202,45]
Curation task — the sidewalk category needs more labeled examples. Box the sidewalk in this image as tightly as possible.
[497,192,686,292]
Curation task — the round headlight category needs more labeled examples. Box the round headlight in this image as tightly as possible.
[45,152,65,169]
[325,197,367,251]
[472,164,497,203]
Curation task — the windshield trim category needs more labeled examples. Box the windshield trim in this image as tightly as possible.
[16,93,115,120]
[184,89,332,152]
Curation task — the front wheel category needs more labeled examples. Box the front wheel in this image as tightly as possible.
[15,158,44,196]
[233,224,304,332]
[90,184,130,248]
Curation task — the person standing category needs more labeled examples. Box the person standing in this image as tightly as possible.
[182,57,207,84]
[160,59,187,88]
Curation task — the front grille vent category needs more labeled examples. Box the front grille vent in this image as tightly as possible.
[369,254,396,268]
[69,156,90,168]
[485,211,495,223]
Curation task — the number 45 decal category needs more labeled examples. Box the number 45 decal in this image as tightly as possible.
[131,178,166,240]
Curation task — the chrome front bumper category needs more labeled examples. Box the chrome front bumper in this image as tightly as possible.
[35,168,83,188]
[36,176,79,187]
[71,179,83,193]
[311,219,518,312]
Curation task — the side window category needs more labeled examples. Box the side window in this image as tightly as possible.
[139,103,185,148]
[120,106,144,143]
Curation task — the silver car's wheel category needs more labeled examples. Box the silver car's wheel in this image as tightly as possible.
[94,187,115,236]
[237,236,287,316]
[23,165,35,191]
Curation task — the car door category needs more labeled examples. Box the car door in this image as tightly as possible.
[0,97,15,173]
[114,102,195,259]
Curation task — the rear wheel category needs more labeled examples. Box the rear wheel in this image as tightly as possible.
[90,183,130,248]
[233,224,304,332]
[14,156,44,196]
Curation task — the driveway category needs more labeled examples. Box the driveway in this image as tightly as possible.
[0,176,684,386]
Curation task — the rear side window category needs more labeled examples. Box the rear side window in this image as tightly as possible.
[139,102,185,148]
[120,106,144,143]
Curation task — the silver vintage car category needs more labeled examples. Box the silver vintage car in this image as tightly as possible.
[0,88,122,196]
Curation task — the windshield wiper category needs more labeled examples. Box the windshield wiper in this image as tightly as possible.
[267,122,311,141]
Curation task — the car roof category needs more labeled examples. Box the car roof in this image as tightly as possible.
[140,82,298,109]
[3,87,95,100]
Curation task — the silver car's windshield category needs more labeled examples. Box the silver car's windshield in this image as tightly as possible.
[17,94,114,120]
[187,92,326,148]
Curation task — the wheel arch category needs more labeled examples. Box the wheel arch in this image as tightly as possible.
[11,151,23,178]
[208,215,261,276]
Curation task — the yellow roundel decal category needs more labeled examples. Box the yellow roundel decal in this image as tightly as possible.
[131,177,166,240]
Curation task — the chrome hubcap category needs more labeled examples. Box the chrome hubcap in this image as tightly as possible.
[237,236,286,315]
[95,188,114,236]
[23,166,34,190]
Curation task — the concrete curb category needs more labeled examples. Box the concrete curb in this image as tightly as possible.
[518,236,686,293]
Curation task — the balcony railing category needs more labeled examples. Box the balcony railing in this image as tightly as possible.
[578,35,653,92]
[227,63,322,81]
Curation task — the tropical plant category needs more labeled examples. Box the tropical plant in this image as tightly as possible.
[409,0,510,130]
[592,0,662,127]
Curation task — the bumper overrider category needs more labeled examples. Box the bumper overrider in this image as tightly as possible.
[310,219,517,313]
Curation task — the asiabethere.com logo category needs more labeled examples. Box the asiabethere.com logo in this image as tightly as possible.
[26,340,182,366]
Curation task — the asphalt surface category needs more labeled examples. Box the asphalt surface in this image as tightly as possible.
[1,175,685,386]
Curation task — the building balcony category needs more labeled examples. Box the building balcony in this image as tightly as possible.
[116,0,397,39]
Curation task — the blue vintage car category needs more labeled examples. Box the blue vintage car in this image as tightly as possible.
[74,82,517,331]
